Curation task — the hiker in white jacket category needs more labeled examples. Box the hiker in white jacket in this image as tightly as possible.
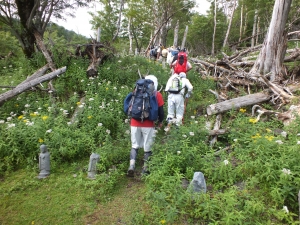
[165,72,193,127]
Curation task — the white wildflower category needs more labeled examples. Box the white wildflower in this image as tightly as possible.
[223,159,229,165]
[48,90,53,93]
[113,87,117,90]
[195,121,198,124]
[10,112,14,115]
[182,134,187,138]
[121,86,124,89]
[47,107,52,112]
[25,104,30,108]
[118,60,122,63]
[81,79,85,82]
[46,129,52,133]
[177,151,181,155]
[7,123,16,128]
[280,131,287,138]
[98,123,103,127]
[26,121,34,126]
[275,140,283,144]
[88,106,92,109]
[78,105,84,108]
[282,168,291,175]
[283,206,289,213]
[38,107,42,110]
[67,122,72,125]
[125,119,129,123]
[297,141,300,145]
[89,77,94,80]
[190,116,195,119]
[89,98,94,101]
[0,120,5,124]
[189,132,194,136]
[6,117,12,121]
[125,130,130,135]
[233,139,238,142]
[106,129,111,134]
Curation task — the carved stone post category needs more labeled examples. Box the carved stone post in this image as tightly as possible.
[87,153,100,179]
[37,144,50,179]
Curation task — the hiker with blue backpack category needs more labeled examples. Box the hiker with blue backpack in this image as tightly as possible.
[123,75,165,177]
[165,72,193,130]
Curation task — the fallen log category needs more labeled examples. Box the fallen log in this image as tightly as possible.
[0,67,66,106]
[206,84,300,116]
[207,91,271,115]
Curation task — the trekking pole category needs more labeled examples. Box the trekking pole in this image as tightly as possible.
[182,97,189,125]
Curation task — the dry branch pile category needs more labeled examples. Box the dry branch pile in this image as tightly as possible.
[190,45,300,145]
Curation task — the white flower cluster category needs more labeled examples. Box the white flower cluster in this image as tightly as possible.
[281,168,291,175]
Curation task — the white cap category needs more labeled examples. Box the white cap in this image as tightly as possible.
[145,75,158,90]
[179,72,186,78]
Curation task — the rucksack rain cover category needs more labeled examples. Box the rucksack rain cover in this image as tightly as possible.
[123,79,158,122]
[174,52,187,74]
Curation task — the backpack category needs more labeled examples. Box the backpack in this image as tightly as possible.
[168,75,183,94]
[150,47,158,58]
[174,51,187,74]
[124,79,158,122]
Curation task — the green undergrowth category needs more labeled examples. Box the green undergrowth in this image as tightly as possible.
[0,54,299,224]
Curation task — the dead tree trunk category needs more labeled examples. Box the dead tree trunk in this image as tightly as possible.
[212,0,217,56]
[251,10,258,48]
[223,0,237,48]
[0,67,66,106]
[249,0,292,82]
[112,0,124,42]
[181,25,188,50]
[206,84,300,116]
[173,20,179,47]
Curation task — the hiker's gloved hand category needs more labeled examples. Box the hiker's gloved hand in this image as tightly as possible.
[185,92,191,98]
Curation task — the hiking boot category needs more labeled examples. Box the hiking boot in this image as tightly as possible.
[142,167,150,176]
[127,165,135,177]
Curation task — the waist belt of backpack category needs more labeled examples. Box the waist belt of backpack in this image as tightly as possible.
[168,90,181,94]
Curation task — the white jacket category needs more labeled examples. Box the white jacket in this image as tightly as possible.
[165,74,193,95]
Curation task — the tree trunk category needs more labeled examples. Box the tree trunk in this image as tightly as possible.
[223,0,237,48]
[160,10,168,47]
[238,4,243,43]
[251,10,258,48]
[250,0,292,82]
[207,83,300,116]
[128,18,133,54]
[33,30,56,71]
[112,0,124,42]
[0,67,66,106]
[173,20,179,47]
[181,25,188,50]
[212,0,217,56]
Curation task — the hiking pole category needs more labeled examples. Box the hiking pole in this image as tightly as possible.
[182,97,189,125]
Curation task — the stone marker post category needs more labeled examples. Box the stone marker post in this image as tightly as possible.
[37,144,50,179]
[87,153,100,179]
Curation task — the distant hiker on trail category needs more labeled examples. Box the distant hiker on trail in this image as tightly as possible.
[123,75,165,177]
[165,72,193,128]
[170,49,192,75]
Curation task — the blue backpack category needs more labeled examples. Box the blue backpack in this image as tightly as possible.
[124,79,158,122]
